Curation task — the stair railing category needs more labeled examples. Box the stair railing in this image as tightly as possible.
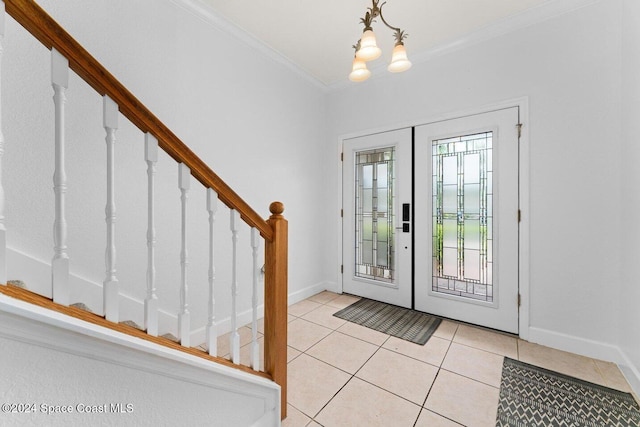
[0,0,288,419]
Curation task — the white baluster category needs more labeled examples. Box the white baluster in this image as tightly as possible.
[0,2,6,285]
[178,163,190,347]
[103,95,119,321]
[51,49,70,304]
[206,188,218,356]
[144,133,158,336]
[250,227,260,371]
[230,209,240,364]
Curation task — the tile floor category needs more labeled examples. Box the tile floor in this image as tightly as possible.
[214,291,637,427]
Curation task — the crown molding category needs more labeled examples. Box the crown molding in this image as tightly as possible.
[327,0,602,91]
[169,0,326,91]
[171,0,602,92]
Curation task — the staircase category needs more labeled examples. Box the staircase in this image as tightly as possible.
[0,0,288,423]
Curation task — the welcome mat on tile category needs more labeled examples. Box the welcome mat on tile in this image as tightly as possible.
[332,298,442,345]
[496,357,640,426]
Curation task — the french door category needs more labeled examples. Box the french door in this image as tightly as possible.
[342,128,412,308]
[342,108,520,333]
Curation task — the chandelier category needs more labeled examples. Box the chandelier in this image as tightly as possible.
[349,0,412,82]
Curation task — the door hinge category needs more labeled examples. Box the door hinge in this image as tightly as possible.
[341,265,344,274]
[340,152,344,161]
[517,123,523,139]
[518,294,521,307]
[341,209,343,218]
[518,209,522,223]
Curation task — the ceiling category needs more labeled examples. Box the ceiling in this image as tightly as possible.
[200,0,552,86]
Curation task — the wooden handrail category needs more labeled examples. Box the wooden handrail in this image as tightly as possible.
[4,0,272,241]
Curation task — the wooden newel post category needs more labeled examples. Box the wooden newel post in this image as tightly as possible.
[264,201,288,420]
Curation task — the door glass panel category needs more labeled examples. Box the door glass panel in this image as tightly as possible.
[355,147,395,282]
[432,132,493,301]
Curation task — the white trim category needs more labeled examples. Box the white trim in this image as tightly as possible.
[288,280,330,306]
[190,280,328,345]
[171,0,600,90]
[517,101,531,341]
[528,326,640,396]
[337,97,530,337]
[169,0,325,90]
[8,246,329,349]
[7,246,179,336]
[327,0,601,91]
[0,293,280,424]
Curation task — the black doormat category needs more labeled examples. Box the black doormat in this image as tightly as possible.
[496,357,640,426]
[332,298,442,345]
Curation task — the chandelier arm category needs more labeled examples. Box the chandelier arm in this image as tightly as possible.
[377,2,400,33]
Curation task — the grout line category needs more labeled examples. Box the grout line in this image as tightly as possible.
[437,367,501,390]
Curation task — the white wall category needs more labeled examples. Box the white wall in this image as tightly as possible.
[620,0,640,391]
[2,0,327,334]
[326,0,626,361]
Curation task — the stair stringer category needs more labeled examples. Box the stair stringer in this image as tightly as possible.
[0,293,280,426]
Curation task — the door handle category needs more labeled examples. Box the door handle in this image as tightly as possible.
[396,224,410,232]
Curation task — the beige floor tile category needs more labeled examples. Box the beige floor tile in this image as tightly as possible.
[282,404,311,427]
[336,321,390,346]
[287,346,302,363]
[594,359,633,392]
[325,294,361,309]
[425,370,499,427]
[315,377,422,427]
[356,348,438,405]
[307,331,378,374]
[288,318,333,352]
[301,304,348,330]
[289,299,323,317]
[239,335,264,371]
[383,335,451,367]
[308,291,340,304]
[453,324,518,358]
[518,340,604,385]
[254,317,265,334]
[432,320,459,341]
[415,409,463,427]
[287,354,351,418]
[217,326,254,358]
[441,342,504,388]
[237,338,300,368]
[249,315,295,335]
[306,422,322,427]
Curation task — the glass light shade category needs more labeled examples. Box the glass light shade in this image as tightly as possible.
[349,57,371,82]
[387,44,412,73]
[356,30,382,61]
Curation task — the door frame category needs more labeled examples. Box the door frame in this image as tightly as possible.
[336,97,530,340]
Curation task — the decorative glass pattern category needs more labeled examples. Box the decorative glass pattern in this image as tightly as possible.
[355,147,395,282]
[432,132,493,301]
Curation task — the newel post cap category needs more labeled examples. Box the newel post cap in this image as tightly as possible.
[269,201,285,217]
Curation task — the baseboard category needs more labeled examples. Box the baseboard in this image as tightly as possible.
[287,280,330,306]
[189,281,331,347]
[528,326,640,395]
[7,247,180,335]
[619,353,640,398]
[8,247,331,346]
[323,280,341,294]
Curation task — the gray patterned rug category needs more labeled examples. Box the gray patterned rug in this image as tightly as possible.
[332,298,442,345]
[496,357,640,426]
